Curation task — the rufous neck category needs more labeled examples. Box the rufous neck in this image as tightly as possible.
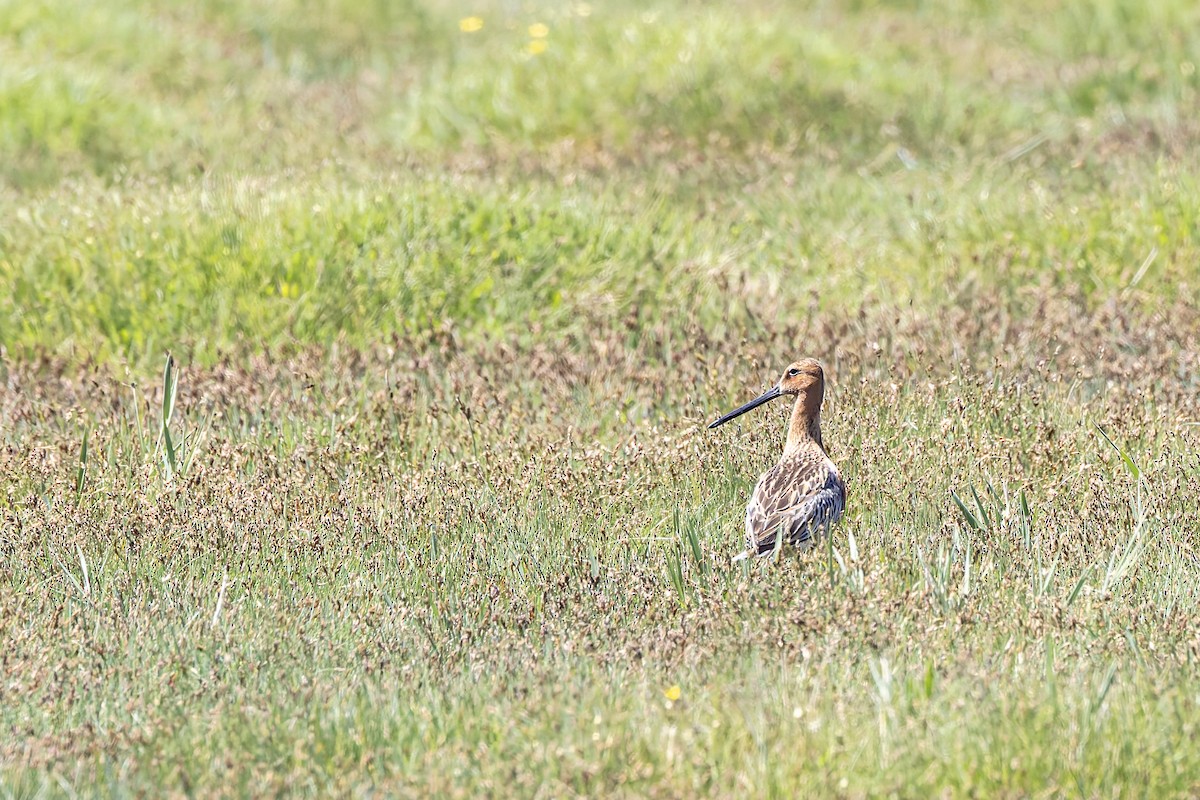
[784,392,823,455]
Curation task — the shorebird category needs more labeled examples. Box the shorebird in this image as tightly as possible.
[709,358,846,561]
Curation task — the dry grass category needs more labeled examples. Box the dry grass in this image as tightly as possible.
[4,294,1200,795]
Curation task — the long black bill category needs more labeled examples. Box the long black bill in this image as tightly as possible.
[708,385,782,429]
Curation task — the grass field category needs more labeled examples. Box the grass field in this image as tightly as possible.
[3,0,1200,796]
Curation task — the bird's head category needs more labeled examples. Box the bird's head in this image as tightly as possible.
[708,358,826,429]
[778,358,824,397]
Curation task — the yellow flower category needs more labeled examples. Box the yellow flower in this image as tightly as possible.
[459,16,483,33]
[526,39,547,55]
[663,684,681,701]
[529,23,549,38]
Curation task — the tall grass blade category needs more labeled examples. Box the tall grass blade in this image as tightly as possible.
[969,486,992,529]
[1066,566,1091,607]
[1019,488,1032,549]
[1094,424,1141,481]
[77,544,91,598]
[162,354,177,428]
[163,426,178,480]
[75,427,89,505]
[1091,662,1118,713]
[959,534,972,600]
[685,522,706,574]
[951,490,980,530]
[666,547,687,607]
[211,570,229,629]
[158,354,181,479]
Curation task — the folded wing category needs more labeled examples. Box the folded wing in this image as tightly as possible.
[744,454,845,557]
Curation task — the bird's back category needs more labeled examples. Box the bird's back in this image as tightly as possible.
[743,444,845,557]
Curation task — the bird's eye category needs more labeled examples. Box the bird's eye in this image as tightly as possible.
[787,368,800,377]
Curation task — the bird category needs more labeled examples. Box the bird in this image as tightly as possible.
[708,358,846,561]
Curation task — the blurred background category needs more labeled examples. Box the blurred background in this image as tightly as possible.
[1,0,1197,363]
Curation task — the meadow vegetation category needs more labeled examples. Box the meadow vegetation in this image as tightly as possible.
[2,0,1200,795]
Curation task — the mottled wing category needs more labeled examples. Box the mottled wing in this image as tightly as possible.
[744,452,845,557]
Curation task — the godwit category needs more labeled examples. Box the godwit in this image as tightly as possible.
[709,358,846,561]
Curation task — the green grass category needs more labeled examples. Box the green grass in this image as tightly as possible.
[3,0,1200,796]
[4,162,1198,365]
